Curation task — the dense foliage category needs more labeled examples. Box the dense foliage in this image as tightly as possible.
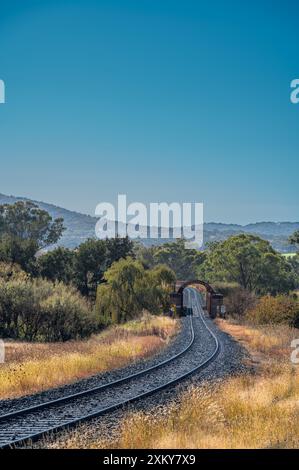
[289,230,299,248]
[38,236,134,298]
[136,239,204,280]
[0,201,65,273]
[246,295,299,327]
[1,201,299,341]
[212,282,257,318]
[198,234,297,295]
[37,247,75,284]
[95,257,176,325]
[0,265,96,341]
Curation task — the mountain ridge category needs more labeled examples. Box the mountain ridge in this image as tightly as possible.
[0,193,298,252]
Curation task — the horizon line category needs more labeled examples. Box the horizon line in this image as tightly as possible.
[0,192,298,226]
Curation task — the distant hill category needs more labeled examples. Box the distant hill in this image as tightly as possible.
[0,193,298,253]
[203,222,299,253]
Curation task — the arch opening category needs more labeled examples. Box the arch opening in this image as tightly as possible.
[170,280,223,318]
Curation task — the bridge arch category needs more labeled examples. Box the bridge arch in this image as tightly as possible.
[170,280,223,318]
[177,279,215,296]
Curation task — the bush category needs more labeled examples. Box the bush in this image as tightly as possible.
[212,282,257,319]
[247,295,299,327]
[39,284,96,341]
[0,261,29,281]
[0,271,97,341]
[226,288,257,319]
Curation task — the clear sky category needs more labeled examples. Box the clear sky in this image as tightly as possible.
[0,0,298,223]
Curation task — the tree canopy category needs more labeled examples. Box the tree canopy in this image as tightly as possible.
[96,257,176,324]
[0,201,65,272]
[0,201,64,248]
[37,247,75,284]
[289,230,299,248]
[73,238,108,297]
[136,239,204,280]
[198,234,296,295]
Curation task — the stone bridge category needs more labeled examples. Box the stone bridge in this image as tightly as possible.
[170,280,223,318]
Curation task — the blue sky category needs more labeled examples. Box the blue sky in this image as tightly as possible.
[0,0,298,223]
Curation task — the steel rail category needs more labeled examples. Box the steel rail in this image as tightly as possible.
[0,315,194,425]
[0,289,220,449]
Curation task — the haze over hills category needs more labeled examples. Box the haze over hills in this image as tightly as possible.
[0,193,298,253]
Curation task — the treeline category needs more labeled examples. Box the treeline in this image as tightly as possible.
[201,233,299,327]
[0,201,135,298]
[198,233,299,295]
[37,236,135,298]
[0,201,176,341]
[136,231,299,328]
[1,201,299,341]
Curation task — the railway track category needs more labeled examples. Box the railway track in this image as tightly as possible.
[0,289,220,448]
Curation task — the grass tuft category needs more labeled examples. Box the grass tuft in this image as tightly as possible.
[46,320,299,449]
[0,314,178,399]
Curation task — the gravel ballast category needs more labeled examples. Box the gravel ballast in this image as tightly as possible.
[0,288,249,448]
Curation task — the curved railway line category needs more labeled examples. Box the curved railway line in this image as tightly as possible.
[0,288,220,448]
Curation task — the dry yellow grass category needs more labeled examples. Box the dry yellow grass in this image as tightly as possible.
[112,368,299,449]
[215,319,299,369]
[49,319,299,449]
[0,314,178,399]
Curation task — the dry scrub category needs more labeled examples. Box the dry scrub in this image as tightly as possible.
[49,319,299,449]
[0,314,178,399]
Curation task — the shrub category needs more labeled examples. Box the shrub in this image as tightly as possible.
[225,287,257,318]
[0,261,29,281]
[212,282,257,319]
[39,283,96,341]
[247,295,299,327]
[0,273,96,341]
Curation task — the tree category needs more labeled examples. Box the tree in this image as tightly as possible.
[74,239,107,297]
[198,234,296,295]
[259,252,296,295]
[0,261,29,282]
[149,264,176,312]
[105,236,134,266]
[0,236,38,273]
[288,254,299,281]
[289,230,299,249]
[150,264,176,288]
[0,201,64,248]
[97,257,145,323]
[95,257,176,324]
[37,247,75,284]
[137,239,204,279]
[0,201,65,272]
[134,243,156,269]
[223,286,257,318]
